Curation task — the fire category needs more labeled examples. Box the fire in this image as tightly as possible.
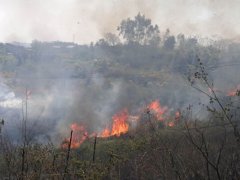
[175,111,180,120]
[148,100,167,121]
[62,101,180,148]
[100,109,129,137]
[111,109,129,136]
[227,85,240,96]
[62,109,130,148]
[208,87,222,94]
[100,128,111,138]
[168,122,175,127]
[62,123,88,149]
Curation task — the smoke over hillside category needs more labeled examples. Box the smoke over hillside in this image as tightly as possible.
[1,37,240,142]
[0,0,240,43]
[1,2,240,179]
[0,5,239,146]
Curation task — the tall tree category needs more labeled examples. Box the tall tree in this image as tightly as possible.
[117,13,160,46]
[163,29,176,50]
[104,33,120,46]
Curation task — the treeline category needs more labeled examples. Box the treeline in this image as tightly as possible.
[0,14,240,179]
[0,13,239,80]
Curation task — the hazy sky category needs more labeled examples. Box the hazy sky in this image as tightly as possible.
[0,0,239,44]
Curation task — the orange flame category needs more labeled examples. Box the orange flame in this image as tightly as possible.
[227,85,240,96]
[168,121,175,127]
[100,109,129,137]
[175,111,180,120]
[62,101,177,147]
[62,123,88,149]
[208,87,222,94]
[148,100,167,121]
[100,128,111,138]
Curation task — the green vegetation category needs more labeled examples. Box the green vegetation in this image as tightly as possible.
[0,14,240,179]
[1,117,240,179]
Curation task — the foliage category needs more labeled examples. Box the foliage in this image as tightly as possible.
[1,117,240,179]
[0,13,240,179]
[117,13,160,46]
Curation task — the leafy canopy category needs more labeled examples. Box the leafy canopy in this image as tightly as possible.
[117,13,160,46]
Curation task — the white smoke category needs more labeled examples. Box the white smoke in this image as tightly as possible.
[0,0,239,43]
[0,83,21,109]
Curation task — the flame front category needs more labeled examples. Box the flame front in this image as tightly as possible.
[62,101,177,148]
[175,111,180,120]
[62,123,88,149]
[227,85,240,96]
[111,109,129,136]
[100,109,129,137]
[100,128,111,138]
[168,122,175,127]
[148,100,167,121]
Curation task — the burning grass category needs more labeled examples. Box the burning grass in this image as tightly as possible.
[1,110,240,179]
[100,108,129,138]
[61,100,179,149]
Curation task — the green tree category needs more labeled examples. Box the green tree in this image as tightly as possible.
[117,13,160,46]
[164,36,176,50]
[163,29,176,50]
[104,33,120,46]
